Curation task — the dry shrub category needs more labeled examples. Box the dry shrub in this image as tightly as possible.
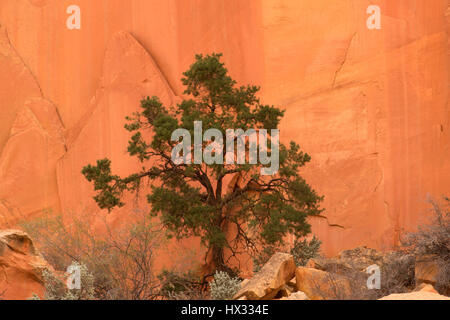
[291,235,322,267]
[28,263,95,300]
[157,270,208,300]
[313,196,449,300]
[209,271,241,300]
[401,196,450,294]
[308,251,415,300]
[379,251,415,296]
[21,211,164,300]
[253,235,321,272]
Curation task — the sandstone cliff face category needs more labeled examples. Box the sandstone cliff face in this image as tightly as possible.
[0,0,449,258]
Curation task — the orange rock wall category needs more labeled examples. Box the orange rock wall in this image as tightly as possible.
[0,0,449,259]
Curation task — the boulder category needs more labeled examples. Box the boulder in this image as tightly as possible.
[413,283,439,294]
[306,246,387,274]
[379,291,450,300]
[240,278,250,288]
[379,284,450,300]
[295,266,351,300]
[281,291,309,300]
[287,277,296,287]
[0,229,53,300]
[276,284,295,298]
[233,253,296,300]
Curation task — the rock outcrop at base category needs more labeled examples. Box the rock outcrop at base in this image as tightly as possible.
[306,246,388,273]
[233,253,296,300]
[0,229,52,300]
[295,266,351,300]
[235,247,450,300]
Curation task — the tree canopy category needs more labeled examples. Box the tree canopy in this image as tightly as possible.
[82,53,323,274]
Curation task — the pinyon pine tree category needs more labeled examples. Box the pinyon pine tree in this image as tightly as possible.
[82,53,323,274]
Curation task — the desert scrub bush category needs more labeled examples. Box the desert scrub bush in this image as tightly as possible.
[341,252,414,300]
[307,253,414,301]
[291,235,322,266]
[379,251,415,296]
[29,262,95,300]
[21,211,163,300]
[209,271,241,300]
[158,270,207,300]
[320,197,448,299]
[253,235,321,272]
[401,196,450,294]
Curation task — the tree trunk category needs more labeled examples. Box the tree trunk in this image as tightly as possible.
[210,245,237,277]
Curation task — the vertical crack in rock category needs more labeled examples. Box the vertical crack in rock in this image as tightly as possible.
[373,158,384,193]
[332,32,357,88]
[1,26,43,98]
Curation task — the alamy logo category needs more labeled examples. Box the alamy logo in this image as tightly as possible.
[367,5,381,30]
[66,5,81,30]
[66,263,81,290]
[366,264,381,289]
[171,121,279,175]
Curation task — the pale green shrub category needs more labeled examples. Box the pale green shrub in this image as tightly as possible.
[291,235,322,266]
[29,262,95,300]
[209,271,241,300]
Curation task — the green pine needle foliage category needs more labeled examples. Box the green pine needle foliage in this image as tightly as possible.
[82,53,324,271]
